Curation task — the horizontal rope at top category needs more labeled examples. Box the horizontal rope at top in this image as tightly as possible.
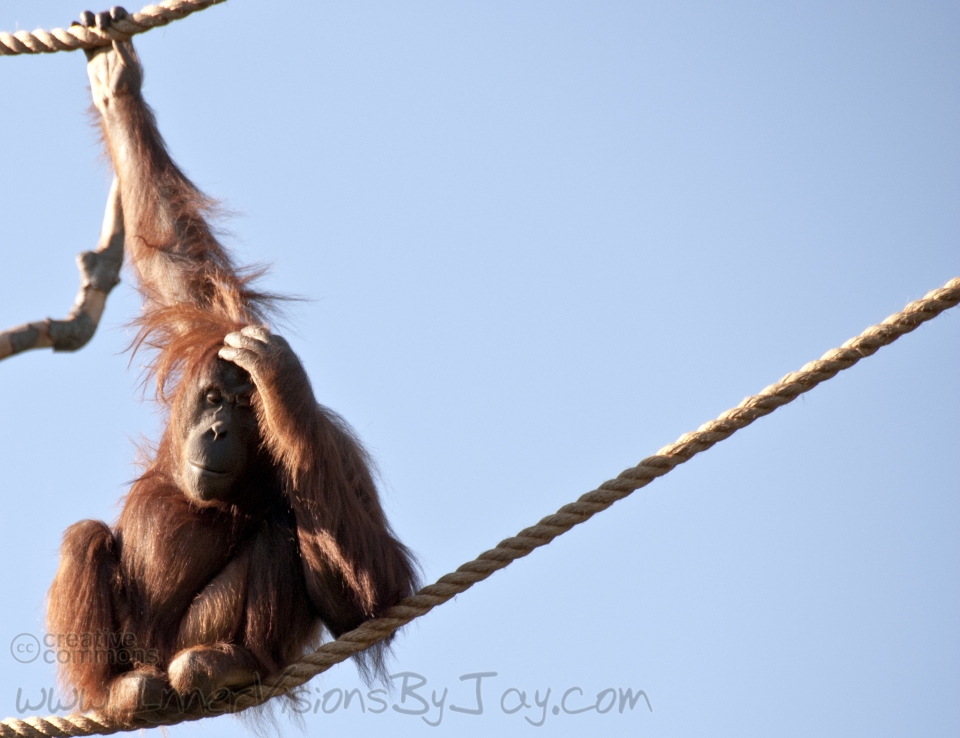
[0,0,225,56]
[2,275,958,737]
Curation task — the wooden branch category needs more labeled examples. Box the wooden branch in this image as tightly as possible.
[0,178,124,362]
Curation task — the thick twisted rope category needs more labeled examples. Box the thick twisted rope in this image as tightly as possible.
[2,275,957,736]
[0,1,224,56]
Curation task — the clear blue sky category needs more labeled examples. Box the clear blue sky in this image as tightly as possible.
[0,2,957,736]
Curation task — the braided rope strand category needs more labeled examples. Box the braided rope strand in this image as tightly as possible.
[1,275,956,736]
[0,0,225,56]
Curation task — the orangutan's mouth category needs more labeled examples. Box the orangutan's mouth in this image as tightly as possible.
[189,461,229,476]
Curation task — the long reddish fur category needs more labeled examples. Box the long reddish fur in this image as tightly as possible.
[47,75,418,711]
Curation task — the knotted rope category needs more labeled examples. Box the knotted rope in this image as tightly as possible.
[0,1,224,56]
[2,275,956,736]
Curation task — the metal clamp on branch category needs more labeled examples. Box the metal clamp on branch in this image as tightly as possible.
[0,179,124,361]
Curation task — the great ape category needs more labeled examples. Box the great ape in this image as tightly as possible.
[47,8,418,719]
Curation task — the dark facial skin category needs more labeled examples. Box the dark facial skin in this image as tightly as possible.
[178,358,260,505]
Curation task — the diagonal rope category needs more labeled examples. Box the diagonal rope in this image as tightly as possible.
[0,0,224,56]
[1,275,957,736]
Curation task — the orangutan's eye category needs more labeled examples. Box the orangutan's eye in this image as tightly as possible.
[205,389,223,405]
